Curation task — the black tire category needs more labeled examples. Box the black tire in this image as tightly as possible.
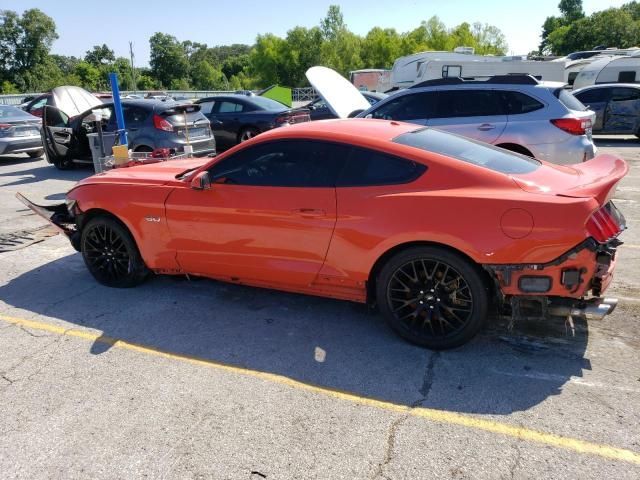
[238,127,259,143]
[52,157,74,170]
[27,149,44,158]
[376,246,488,350]
[496,144,534,158]
[134,145,153,153]
[81,216,150,288]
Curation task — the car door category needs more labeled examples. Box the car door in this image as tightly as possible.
[603,87,640,133]
[209,100,244,147]
[574,88,611,132]
[165,140,350,286]
[366,91,437,126]
[42,105,73,162]
[427,90,507,144]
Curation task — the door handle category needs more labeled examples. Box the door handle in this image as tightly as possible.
[477,123,495,131]
[291,208,326,218]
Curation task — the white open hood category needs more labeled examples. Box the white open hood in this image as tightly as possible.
[305,66,371,119]
[51,86,102,117]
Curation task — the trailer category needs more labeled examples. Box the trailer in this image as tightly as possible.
[573,54,640,89]
[349,69,392,92]
[390,51,563,88]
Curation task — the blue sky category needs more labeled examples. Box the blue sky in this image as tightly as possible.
[3,0,628,65]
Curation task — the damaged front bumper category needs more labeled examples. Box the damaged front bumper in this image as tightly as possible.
[15,193,80,250]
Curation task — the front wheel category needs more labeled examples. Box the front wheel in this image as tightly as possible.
[376,246,489,350]
[28,149,44,158]
[81,216,150,288]
[238,127,259,143]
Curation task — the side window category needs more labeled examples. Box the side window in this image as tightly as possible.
[442,65,462,78]
[567,72,579,86]
[217,101,243,113]
[370,92,436,120]
[618,71,637,83]
[123,106,148,124]
[434,90,505,118]
[338,148,427,187]
[575,88,610,104]
[611,88,640,102]
[198,101,215,115]
[208,140,349,187]
[502,91,545,115]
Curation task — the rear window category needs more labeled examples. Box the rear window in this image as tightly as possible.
[393,128,541,175]
[554,88,587,112]
[502,91,544,115]
[249,96,287,111]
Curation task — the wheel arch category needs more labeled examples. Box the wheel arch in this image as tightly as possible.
[236,124,261,143]
[366,240,494,303]
[76,208,139,250]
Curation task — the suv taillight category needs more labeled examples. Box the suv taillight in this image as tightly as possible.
[587,203,625,243]
[153,114,173,132]
[550,117,591,136]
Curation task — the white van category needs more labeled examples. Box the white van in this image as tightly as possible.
[391,51,564,88]
[573,54,640,89]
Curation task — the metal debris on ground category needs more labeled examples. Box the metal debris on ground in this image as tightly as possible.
[0,225,58,252]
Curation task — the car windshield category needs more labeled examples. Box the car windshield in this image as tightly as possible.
[393,128,541,174]
[250,96,288,111]
[0,105,33,119]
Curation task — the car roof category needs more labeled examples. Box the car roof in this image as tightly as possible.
[574,83,640,92]
[249,118,418,146]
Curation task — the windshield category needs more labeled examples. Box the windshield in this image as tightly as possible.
[0,105,34,119]
[393,128,541,175]
[250,96,288,111]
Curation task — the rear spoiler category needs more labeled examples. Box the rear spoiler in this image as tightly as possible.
[561,154,629,205]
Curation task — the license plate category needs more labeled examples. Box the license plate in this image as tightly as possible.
[186,128,208,138]
[15,129,39,137]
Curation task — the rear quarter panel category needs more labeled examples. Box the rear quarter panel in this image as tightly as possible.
[321,150,595,285]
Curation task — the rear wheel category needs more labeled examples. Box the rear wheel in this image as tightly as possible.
[238,127,259,143]
[496,143,534,158]
[28,149,44,158]
[376,246,488,349]
[81,216,150,288]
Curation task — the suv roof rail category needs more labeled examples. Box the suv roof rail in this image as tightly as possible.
[410,74,540,89]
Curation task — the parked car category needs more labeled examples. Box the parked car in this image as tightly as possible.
[350,75,598,164]
[41,99,215,170]
[22,86,102,118]
[0,105,43,158]
[21,119,627,350]
[194,94,310,149]
[307,91,387,120]
[573,84,640,138]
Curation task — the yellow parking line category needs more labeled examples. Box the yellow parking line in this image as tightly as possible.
[2,314,640,465]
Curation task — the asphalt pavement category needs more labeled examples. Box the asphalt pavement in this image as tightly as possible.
[0,136,639,479]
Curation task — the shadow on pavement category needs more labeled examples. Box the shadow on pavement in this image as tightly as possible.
[0,252,591,415]
[0,163,90,187]
[594,136,640,149]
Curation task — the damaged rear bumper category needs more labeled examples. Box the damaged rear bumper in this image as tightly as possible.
[15,193,80,250]
[485,238,621,321]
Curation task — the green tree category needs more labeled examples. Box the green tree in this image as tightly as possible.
[149,32,189,88]
[190,60,226,90]
[361,27,402,69]
[559,0,584,23]
[85,44,115,66]
[74,61,102,90]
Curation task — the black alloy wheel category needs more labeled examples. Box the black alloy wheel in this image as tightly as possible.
[377,246,488,349]
[81,216,149,288]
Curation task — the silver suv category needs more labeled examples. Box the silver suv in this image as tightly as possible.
[357,76,597,164]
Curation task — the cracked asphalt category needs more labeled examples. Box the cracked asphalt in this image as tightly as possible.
[1,137,640,479]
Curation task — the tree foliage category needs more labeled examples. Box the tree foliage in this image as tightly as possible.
[1,4,510,94]
[541,1,640,55]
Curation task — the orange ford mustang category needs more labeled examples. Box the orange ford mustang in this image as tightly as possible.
[20,119,628,349]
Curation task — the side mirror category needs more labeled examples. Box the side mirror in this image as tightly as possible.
[190,171,211,190]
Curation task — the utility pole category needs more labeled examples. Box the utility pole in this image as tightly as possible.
[129,41,137,93]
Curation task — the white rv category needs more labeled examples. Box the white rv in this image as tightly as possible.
[391,51,563,88]
[572,53,640,89]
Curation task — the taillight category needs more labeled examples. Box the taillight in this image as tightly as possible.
[0,123,12,137]
[587,203,624,242]
[153,114,173,132]
[550,117,592,136]
[274,115,289,126]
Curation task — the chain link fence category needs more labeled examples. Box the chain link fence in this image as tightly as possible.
[0,88,319,106]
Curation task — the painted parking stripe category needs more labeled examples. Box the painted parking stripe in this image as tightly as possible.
[1,314,640,466]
